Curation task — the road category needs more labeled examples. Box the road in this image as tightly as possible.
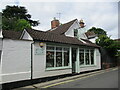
[14,68,118,89]
[47,68,118,88]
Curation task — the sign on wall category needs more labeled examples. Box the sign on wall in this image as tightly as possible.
[35,48,44,55]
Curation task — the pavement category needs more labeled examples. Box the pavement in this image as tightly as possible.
[14,67,119,89]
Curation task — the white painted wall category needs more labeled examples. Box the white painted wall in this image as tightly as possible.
[32,42,72,79]
[0,30,3,38]
[77,27,88,39]
[89,37,98,43]
[21,30,33,40]
[65,20,88,40]
[1,39,33,84]
[79,48,101,72]
[0,39,2,84]
[0,39,2,50]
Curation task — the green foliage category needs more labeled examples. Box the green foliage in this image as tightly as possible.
[2,17,31,31]
[15,19,31,31]
[88,27,107,37]
[2,5,39,31]
[96,35,118,57]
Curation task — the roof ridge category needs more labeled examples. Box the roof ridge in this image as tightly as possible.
[47,19,78,34]
[63,19,77,25]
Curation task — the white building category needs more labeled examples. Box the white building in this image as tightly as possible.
[0,19,101,86]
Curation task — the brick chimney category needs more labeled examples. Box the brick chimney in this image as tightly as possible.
[51,17,60,29]
[79,19,85,28]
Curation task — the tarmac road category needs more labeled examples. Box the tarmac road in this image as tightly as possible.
[49,68,118,88]
[14,67,119,90]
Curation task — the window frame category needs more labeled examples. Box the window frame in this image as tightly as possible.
[46,45,71,70]
[79,48,95,67]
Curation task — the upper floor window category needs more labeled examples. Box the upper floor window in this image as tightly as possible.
[74,29,78,37]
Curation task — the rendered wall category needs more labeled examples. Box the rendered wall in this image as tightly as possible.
[0,39,2,84]
[1,39,33,84]
[79,48,101,72]
[32,42,72,79]
[0,39,2,50]
[89,37,98,43]
[22,30,33,40]
[65,20,87,40]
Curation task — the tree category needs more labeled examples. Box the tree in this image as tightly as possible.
[88,27,107,37]
[2,5,39,31]
[96,35,118,57]
[15,19,31,31]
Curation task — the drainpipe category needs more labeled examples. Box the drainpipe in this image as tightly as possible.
[31,42,34,81]
[0,29,3,89]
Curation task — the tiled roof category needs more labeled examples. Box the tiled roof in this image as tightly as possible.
[26,29,100,48]
[85,31,97,39]
[114,39,120,41]
[81,39,100,47]
[2,29,100,48]
[2,30,22,40]
[47,19,77,35]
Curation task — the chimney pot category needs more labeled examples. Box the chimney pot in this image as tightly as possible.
[79,19,85,28]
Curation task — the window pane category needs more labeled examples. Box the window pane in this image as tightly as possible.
[74,29,78,37]
[85,50,90,65]
[46,51,54,68]
[56,47,62,51]
[91,50,94,64]
[64,48,69,66]
[79,49,84,65]
[56,52,62,67]
[80,53,84,65]
[47,46,54,50]
[80,49,84,53]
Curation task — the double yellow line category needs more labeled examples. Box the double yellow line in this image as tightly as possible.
[40,68,118,88]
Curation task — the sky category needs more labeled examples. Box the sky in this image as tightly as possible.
[0,0,119,39]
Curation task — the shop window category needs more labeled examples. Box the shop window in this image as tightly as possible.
[91,50,94,64]
[85,50,90,65]
[79,49,84,65]
[64,48,69,66]
[46,46,54,68]
[79,49,94,66]
[46,46,70,69]
[56,47,62,67]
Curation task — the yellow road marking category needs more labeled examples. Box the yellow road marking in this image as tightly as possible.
[41,68,118,88]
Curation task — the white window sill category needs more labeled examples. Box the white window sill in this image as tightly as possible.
[45,66,71,71]
[80,65,96,68]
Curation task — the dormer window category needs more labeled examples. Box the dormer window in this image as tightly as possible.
[74,29,78,38]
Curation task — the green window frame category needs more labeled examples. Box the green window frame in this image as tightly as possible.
[79,48,95,66]
[46,45,70,69]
